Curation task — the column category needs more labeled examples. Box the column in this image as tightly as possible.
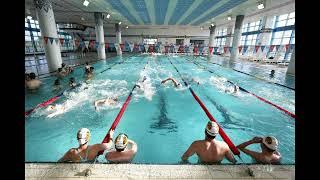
[94,12,106,60]
[286,48,295,75]
[256,15,274,59]
[34,0,62,72]
[115,23,122,55]
[230,15,244,61]
[208,25,216,47]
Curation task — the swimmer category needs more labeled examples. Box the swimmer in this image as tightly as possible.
[46,104,65,118]
[181,121,236,164]
[57,68,67,78]
[161,77,182,88]
[53,79,62,91]
[69,77,77,88]
[94,97,119,111]
[237,136,281,164]
[105,133,137,163]
[225,84,239,94]
[270,70,275,78]
[26,72,42,90]
[84,62,91,72]
[59,128,114,162]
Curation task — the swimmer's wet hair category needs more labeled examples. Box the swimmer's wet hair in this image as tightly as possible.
[205,130,216,140]
[29,72,36,79]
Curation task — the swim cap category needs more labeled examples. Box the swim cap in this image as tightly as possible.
[262,136,278,151]
[77,128,90,145]
[115,133,128,151]
[205,121,219,137]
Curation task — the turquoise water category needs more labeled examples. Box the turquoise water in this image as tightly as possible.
[25,54,295,164]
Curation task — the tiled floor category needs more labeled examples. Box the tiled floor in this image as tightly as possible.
[25,163,294,179]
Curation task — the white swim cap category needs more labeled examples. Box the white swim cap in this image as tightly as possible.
[205,121,219,137]
[115,133,128,151]
[262,136,278,151]
[77,128,90,145]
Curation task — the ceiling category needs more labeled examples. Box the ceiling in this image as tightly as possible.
[25,0,291,28]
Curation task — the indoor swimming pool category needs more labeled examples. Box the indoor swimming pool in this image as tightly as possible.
[25,54,295,164]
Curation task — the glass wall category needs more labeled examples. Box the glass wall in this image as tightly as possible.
[214,28,227,47]
[269,12,295,60]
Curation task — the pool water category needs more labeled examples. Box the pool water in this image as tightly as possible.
[25,54,295,164]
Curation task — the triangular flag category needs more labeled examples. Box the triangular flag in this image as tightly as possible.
[129,43,134,52]
[275,45,281,51]
[49,37,54,44]
[209,47,213,54]
[54,38,59,44]
[243,46,248,53]
[44,37,48,44]
[269,45,275,52]
[238,46,243,53]
[214,47,218,53]
[255,45,260,53]
[260,45,265,52]
[95,42,99,49]
[224,47,228,53]
[120,44,124,50]
[84,41,89,48]
[285,44,290,51]
[105,43,109,49]
[229,47,233,54]
[59,38,64,45]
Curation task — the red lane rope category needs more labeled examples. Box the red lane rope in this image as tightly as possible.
[191,60,296,119]
[168,59,240,156]
[97,61,149,156]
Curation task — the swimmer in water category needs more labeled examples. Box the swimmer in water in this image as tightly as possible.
[46,104,65,118]
[69,77,77,88]
[26,72,42,90]
[225,84,239,94]
[53,79,62,91]
[94,97,119,111]
[161,77,182,88]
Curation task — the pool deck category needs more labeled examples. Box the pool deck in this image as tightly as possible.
[25,163,294,179]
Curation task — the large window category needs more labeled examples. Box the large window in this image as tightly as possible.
[25,17,75,54]
[214,28,227,47]
[240,20,261,55]
[269,12,295,60]
[143,38,157,45]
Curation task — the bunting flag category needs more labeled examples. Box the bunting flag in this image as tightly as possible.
[54,38,59,44]
[209,47,213,54]
[255,45,260,53]
[214,47,218,53]
[275,45,281,51]
[95,42,99,49]
[44,37,49,44]
[229,47,233,54]
[269,45,275,52]
[80,41,84,48]
[84,41,89,48]
[144,44,149,52]
[289,44,294,52]
[243,46,248,53]
[285,44,290,51]
[59,38,64,45]
[49,37,54,44]
[119,44,123,51]
[129,43,134,52]
[75,40,80,47]
[164,46,169,53]
[109,43,115,48]
[238,46,243,53]
[105,42,109,49]
[260,45,265,52]
[224,47,228,53]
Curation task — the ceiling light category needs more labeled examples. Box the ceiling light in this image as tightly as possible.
[126,26,129,29]
[257,3,264,9]
[119,21,122,25]
[106,14,110,19]
[83,0,89,7]
[211,23,215,27]
[227,16,232,21]
[26,16,32,20]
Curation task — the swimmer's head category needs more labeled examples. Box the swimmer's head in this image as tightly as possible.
[262,136,278,152]
[61,63,66,67]
[115,133,128,152]
[86,62,89,65]
[47,105,55,110]
[29,72,36,80]
[77,128,91,146]
[205,121,219,139]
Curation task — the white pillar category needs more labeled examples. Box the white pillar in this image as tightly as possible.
[34,0,62,72]
[208,25,216,47]
[94,12,106,60]
[115,23,122,55]
[286,48,295,75]
[230,15,244,61]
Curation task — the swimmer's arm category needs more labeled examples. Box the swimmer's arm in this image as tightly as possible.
[58,150,72,162]
[225,149,237,164]
[127,139,138,154]
[96,130,115,151]
[181,142,197,161]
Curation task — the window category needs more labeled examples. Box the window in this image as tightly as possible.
[143,38,157,45]
[275,12,295,28]
[240,20,261,48]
